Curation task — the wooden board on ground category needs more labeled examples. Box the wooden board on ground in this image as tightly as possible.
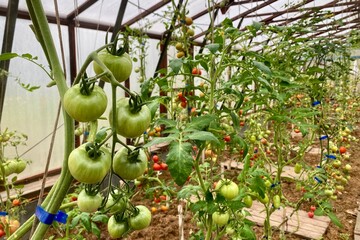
[220,160,307,180]
[354,203,360,237]
[1,174,58,201]
[247,201,330,239]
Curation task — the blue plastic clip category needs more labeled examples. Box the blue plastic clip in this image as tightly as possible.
[35,206,68,225]
[0,212,7,216]
[325,154,336,159]
[312,101,321,106]
[319,135,328,140]
[314,176,322,183]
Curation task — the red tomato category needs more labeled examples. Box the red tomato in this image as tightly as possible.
[191,67,201,75]
[180,101,187,108]
[339,146,346,154]
[308,211,314,218]
[294,129,301,133]
[0,229,4,237]
[160,163,168,170]
[153,163,161,171]
[310,205,316,212]
[159,195,167,201]
[152,155,159,163]
[12,199,21,207]
[224,135,231,142]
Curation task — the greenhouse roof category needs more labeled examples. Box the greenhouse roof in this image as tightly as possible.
[0,0,359,43]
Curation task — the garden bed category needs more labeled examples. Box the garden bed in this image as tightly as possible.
[40,123,360,240]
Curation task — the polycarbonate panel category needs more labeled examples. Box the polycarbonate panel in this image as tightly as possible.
[1,18,71,179]
[0,0,88,18]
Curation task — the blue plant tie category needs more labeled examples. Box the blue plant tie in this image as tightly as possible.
[0,212,7,216]
[325,154,336,159]
[35,206,68,225]
[319,135,328,140]
[312,101,321,106]
[314,176,322,183]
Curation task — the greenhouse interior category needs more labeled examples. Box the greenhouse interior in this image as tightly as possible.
[0,0,359,239]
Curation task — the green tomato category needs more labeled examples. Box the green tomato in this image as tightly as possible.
[68,144,111,184]
[93,50,132,83]
[13,159,27,174]
[294,163,302,174]
[273,195,281,209]
[243,195,253,208]
[63,84,108,122]
[109,98,151,138]
[107,215,129,239]
[129,205,152,230]
[2,160,17,176]
[105,193,127,214]
[113,146,147,180]
[215,179,239,200]
[77,189,102,213]
[212,211,229,226]
[259,193,269,204]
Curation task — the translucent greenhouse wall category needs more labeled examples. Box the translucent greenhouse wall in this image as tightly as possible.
[0,16,160,180]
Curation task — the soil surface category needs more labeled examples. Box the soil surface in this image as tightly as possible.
[44,122,360,240]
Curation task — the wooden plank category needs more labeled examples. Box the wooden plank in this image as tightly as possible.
[355,234,360,240]
[1,174,58,201]
[246,201,330,239]
[355,210,360,235]
[307,147,321,156]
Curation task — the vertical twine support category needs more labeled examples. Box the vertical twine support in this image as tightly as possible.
[178,205,184,240]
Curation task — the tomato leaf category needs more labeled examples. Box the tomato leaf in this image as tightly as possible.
[0,52,18,60]
[240,224,256,239]
[166,141,193,185]
[142,135,178,148]
[186,115,216,130]
[169,59,183,74]
[177,185,202,199]
[253,61,271,75]
[327,212,342,228]
[205,44,220,54]
[303,192,314,199]
[184,131,219,144]
[248,176,266,198]
[91,214,108,223]
[80,213,92,232]
[91,222,101,238]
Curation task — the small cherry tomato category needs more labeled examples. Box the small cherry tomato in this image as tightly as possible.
[224,135,231,142]
[151,207,157,213]
[308,211,314,218]
[160,205,169,212]
[153,163,162,171]
[152,155,159,163]
[12,199,21,207]
[160,163,168,170]
[339,146,346,154]
[310,205,316,212]
[191,67,201,75]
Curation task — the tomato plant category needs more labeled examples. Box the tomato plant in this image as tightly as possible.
[113,146,147,180]
[63,83,107,122]
[110,97,151,138]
